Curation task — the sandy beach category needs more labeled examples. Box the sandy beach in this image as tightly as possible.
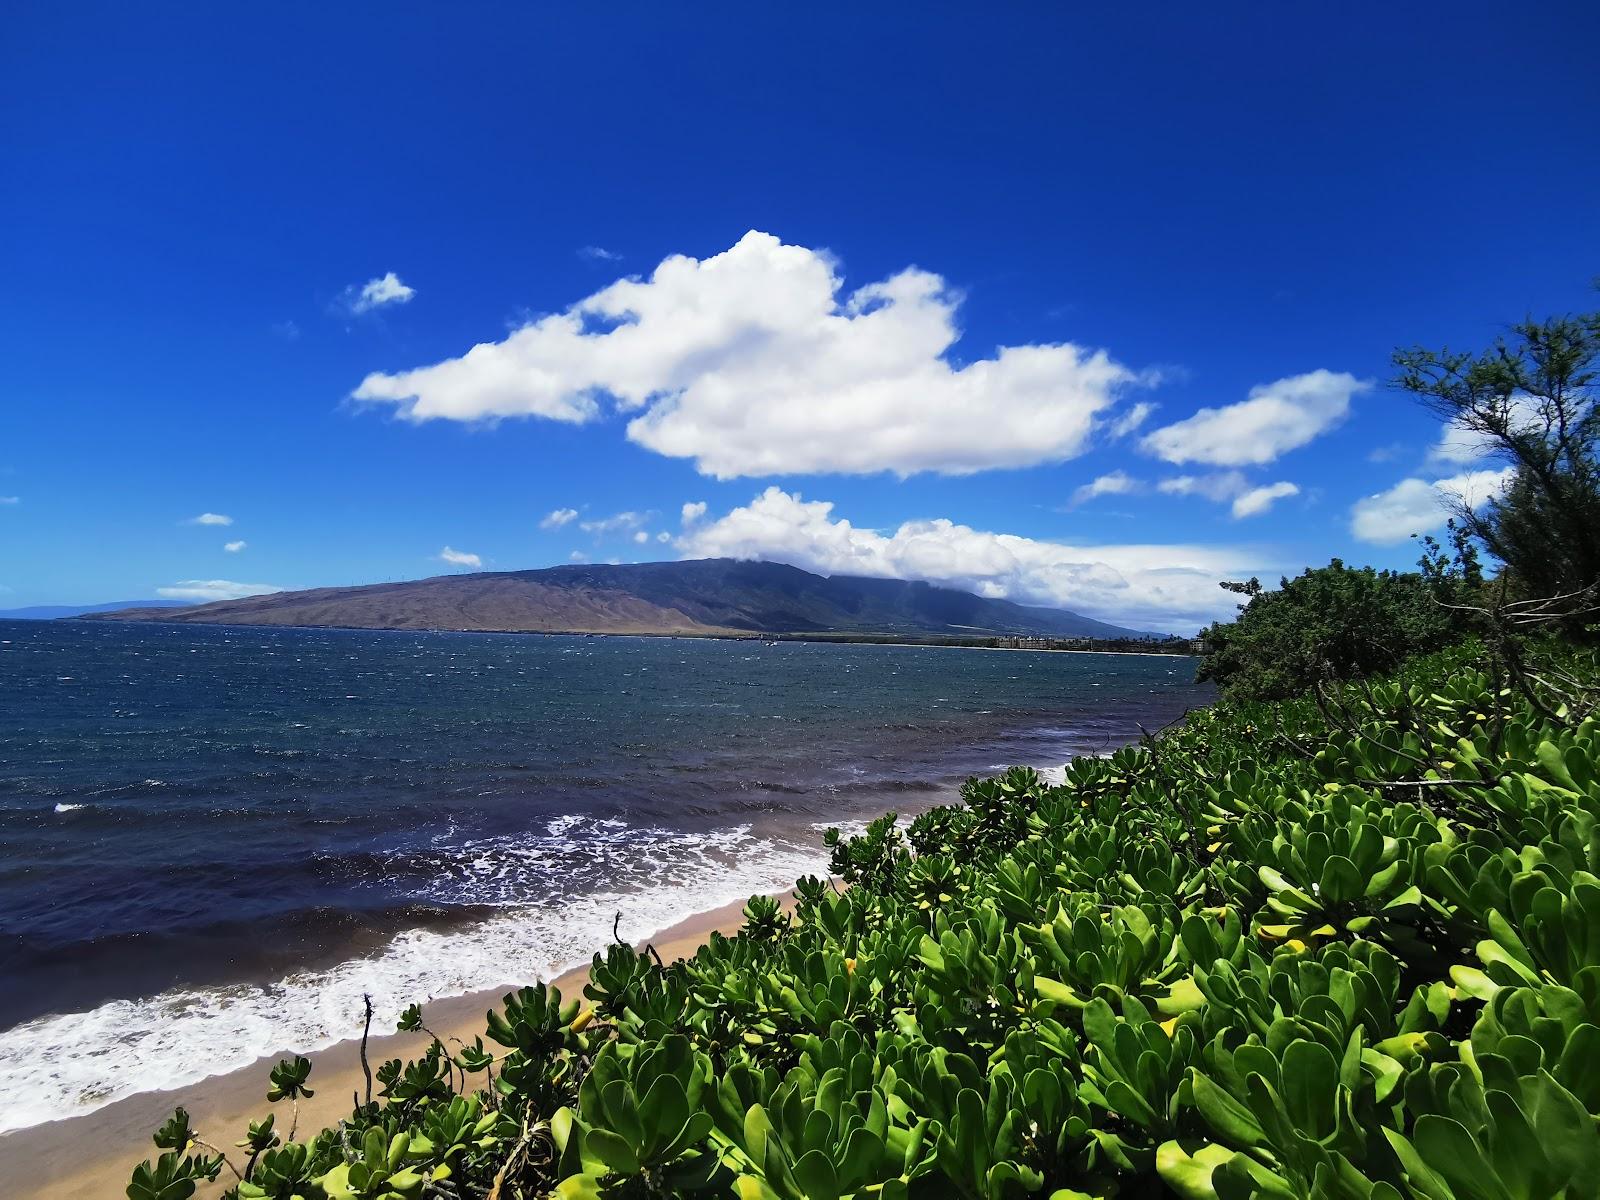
[0,896,763,1200]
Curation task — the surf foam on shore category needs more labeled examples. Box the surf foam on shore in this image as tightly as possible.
[0,819,824,1135]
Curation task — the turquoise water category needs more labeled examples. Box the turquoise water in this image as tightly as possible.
[0,618,1209,1130]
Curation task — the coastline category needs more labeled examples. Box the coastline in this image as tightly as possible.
[59,616,1196,658]
[0,894,769,1200]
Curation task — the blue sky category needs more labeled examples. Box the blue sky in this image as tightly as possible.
[2,4,1597,631]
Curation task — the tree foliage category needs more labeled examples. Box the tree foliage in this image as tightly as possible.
[1196,560,1462,701]
[1394,304,1600,607]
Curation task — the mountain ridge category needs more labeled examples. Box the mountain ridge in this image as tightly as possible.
[80,559,1153,640]
[1,600,193,620]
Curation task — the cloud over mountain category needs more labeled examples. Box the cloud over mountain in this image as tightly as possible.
[676,487,1256,631]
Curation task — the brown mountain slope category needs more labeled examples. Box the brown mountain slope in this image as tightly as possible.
[86,559,1152,639]
[95,573,736,635]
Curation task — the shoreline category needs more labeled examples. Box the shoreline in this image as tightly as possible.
[0,894,770,1200]
[59,616,1197,658]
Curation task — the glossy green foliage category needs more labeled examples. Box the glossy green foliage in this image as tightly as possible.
[126,641,1600,1199]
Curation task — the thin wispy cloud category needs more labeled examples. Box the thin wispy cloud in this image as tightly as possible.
[223,540,247,553]
[1231,481,1299,519]
[578,245,622,262]
[1070,470,1141,507]
[186,512,233,526]
[540,507,579,530]
[579,511,650,536]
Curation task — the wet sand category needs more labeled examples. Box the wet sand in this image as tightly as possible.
[0,896,763,1199]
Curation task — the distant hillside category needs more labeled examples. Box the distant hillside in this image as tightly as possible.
[82,559,1151,640]
[1,600,192,620]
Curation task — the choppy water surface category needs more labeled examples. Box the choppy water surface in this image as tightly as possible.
[0,618,1210,1131]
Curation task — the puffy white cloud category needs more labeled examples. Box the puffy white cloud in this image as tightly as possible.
[223,540,247,553]
[438,546,482,567]
[157,580,282,602]
[540,507,579,530]
[1231,481,1299,519]
[568,550,588,562]
[1350,467,1515,544]
[632,530,651,545]
[1141,370,1367,466]
[681,501,708,526]
[580,511,649,536]
[1158,471,1250,502]
[656,531,672,543]
[347,272,415,314]
[1070,471,1141,507]
[352,231,1146,478]
[675,487,1258,633]
[186,512,233,526]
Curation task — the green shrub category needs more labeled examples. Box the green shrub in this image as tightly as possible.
[127,641,1600,1199]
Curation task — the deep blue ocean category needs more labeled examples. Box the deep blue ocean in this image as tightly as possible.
[0,618,1210,1130]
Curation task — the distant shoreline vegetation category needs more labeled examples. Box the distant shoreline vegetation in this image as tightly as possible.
[56,616,1201,657]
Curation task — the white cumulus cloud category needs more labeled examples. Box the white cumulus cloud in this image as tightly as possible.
[157,580,282,603]
[347,272,415,315]
[438,546,482,567]
[1231,481,1300,519]
[223,540,246,553]
[1141,370,1367,466]
[632,530,651,545]
[675,487,1258,633]
[681,501,708,526]
[186,512,233,526]
[352,231,1146,478]
[1350,467,1516,544]
[540,507,579,530]
[1070,471,1141,507]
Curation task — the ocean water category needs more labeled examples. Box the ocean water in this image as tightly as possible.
[0,618,1210,1132]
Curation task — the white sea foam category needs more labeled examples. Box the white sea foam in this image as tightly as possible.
[52,803,84,813]
[0,824,828,1134]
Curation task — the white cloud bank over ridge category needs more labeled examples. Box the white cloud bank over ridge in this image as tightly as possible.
[1350,467,1515,545]
[1141,370,1367,466]
[676,488,1257,632]
[352,231,1147,478]
[157,580,282,602]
